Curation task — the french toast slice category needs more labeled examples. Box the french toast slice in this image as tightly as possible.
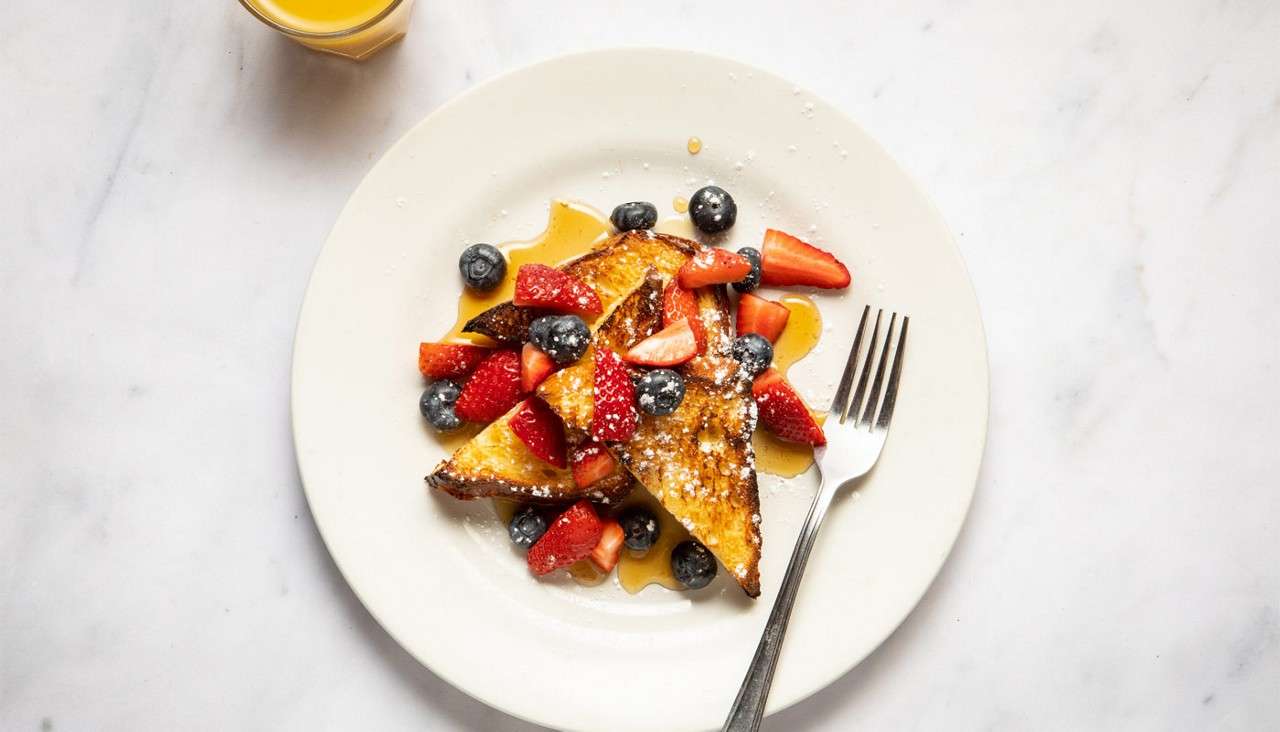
[425,401,632,503]
[463,231,695,343]
[538,274,763,597]
[533,271,666,438]
[426,266,668,503]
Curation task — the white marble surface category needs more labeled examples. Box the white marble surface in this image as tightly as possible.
[3,1,1278,729]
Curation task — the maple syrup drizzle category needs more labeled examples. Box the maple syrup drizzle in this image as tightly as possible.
[491,498,520,525]
[753,294,824,478]
[441,200,612,344]
[498,487,691,593]
[434,200,613,534]
[437,422,483,455]
[615,487,690,593]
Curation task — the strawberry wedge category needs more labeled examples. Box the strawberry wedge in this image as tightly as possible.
[624,320,698,367]
[752,368,826,446]
[527,500,604,576]
[590,520,625,572]
[509,398,567,468]
[736,293,791,343]
[571,440,617,488]
[661,281,706,352]
[760,229,851,289]
[677,248,753,289]
[514,264,603,316]
[453,349,522,423]
[520,343,556,392]
[592,349,637,442]
[418,342,490,380]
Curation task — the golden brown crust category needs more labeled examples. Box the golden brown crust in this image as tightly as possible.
[462,231,695,343]
[427,464,632,504]
[536,271,665,440]
[425,401,632,504]
[614,376,761,597]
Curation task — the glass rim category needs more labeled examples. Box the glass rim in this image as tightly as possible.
[237,0,407,40]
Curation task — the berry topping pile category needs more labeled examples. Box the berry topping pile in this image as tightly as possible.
[420,185,854,593]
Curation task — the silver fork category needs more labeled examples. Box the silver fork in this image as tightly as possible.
[723,306,909,732]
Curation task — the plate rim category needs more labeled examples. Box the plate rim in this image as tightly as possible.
[290,46,989,730]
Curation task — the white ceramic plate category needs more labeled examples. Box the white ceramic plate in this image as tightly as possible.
[292,49,987,732]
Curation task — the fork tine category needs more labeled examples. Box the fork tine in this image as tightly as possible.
[875,315,908,430]
[830,305,870,421]
[846,309,882,426]
[857,313,897,428]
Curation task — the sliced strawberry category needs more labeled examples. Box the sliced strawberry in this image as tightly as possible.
[661,280,706,351]
[508,398,567,468]
[571,440,617,487]
[527,500,605,576]
[592,348,637,442]
[418,342,490,380]
[675,248,752,289]
[736,293,791,343]
[760,229,851,289]
[589,520,625,572]
[752,368,827,446]
[453,349,522,423]
[513,264,603,316]
[623,320,698,367]
[520,343,556,392]
[677,248,753,289]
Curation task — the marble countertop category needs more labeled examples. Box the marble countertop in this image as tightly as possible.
[3,1,1277,729]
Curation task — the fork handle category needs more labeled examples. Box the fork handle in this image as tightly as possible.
[722,479,838,732]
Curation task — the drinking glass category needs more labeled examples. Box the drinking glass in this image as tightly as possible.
[239,0,415,60]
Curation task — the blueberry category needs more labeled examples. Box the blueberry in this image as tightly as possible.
[610,202,659,231]
[458,243,506,292]
[731,334,774,376]
[528,315,591,365]
[619,507,660,552]
[688,185,737,234]
[508,506,547,549]
[671,540,717,589]
[420,380,462,431]
[636,369,685,416]
[733,247,762,293]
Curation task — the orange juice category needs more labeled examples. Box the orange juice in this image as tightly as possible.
[240,0,415,60]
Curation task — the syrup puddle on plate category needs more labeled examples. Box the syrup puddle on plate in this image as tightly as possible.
[615,487,691,592]
[441,200,612,344]
[493,486,691,593]
[437,422,483,454]
[752,294,824,478]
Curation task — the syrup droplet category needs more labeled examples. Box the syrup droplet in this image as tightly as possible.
[673,196,689,213]
[567,559,609,586]
[686,136,703,155]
